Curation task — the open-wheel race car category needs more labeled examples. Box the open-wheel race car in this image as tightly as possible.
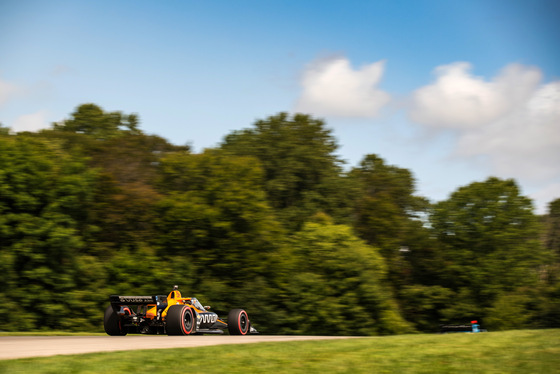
[104,285,258,336]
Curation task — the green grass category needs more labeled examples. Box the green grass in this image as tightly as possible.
[1,330,558,373]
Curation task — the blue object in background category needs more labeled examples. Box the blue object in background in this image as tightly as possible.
[471,321,480,333]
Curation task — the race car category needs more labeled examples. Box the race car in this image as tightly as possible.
[103,285,258,336]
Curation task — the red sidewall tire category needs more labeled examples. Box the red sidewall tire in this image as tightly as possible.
[167,305,195,335]
[228,309,249,335]
[180,306,195,335]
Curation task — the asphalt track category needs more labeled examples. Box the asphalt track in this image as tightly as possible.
[0,335,356,360]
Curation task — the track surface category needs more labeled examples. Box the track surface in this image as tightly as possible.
[0,335,356,360]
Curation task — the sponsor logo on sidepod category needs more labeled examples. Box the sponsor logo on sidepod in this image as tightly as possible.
[199,313,217,324]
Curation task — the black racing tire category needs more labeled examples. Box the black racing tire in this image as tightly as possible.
[228,309,250,335]
[166,305,196,335]
[104,305,127,336]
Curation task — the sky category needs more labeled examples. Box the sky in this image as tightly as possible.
[1,0,559,213]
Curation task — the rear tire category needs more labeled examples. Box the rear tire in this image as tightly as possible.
[228,309,250,335]
[167,305,196,335]
[104,305,127,336]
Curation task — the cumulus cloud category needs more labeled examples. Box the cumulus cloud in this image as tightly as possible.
[409,62,542,128]
[11,110,50,133]
[408,62,560,211]
[295,57,390,118]
[455,81,560,181]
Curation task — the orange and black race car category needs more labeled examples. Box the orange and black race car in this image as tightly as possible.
[104,285,258,336]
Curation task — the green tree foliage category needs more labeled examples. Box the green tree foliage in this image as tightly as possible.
[155,149,284,308]
[534,198,560,328]
[350,154,427,249]
[349,154,432,289]
[221,113,350,228]
[1,104,557,334]
[0,123,10,135]
[270,222,413,335]
[53,103,140,139]
[429,177,547,327]
[84,133,185,252]
[0,105,192,331]
[46,105,188,252]
[538,279,560,328]
[0,135,97,330]
[544,198,560,257]
[398,285,453,332]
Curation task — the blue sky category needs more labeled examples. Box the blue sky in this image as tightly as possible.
[1,0,559,213]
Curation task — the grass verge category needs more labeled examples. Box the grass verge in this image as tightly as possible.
[1,329,558,373]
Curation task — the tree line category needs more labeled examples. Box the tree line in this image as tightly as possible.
[0,103,558,334]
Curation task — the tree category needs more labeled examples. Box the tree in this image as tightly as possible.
[84,133,186,251]
[0,123,9,135]
[53,103,141,139]
[155,149,283,299]
[0,136,97,330]
[532,198,560,328]
[429,177,547,326]
[350,154,426,248]
[221,113,348,228]
[398,285,454,332]
[45,107,189,252]
[271,221,413,335]
[349,154,430,289]
[544,198,560,257]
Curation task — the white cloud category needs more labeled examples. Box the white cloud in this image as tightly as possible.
[455,81,560,181]
[11,110,50,133]
[295,57,390,118]
[409,62,541,128]
[408,62,560,210]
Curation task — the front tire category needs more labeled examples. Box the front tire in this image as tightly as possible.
[228,309,250,335]
[104,305,127,336]
[167,305,196,335]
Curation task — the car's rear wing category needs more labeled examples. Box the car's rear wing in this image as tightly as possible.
[109,295,167,305]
